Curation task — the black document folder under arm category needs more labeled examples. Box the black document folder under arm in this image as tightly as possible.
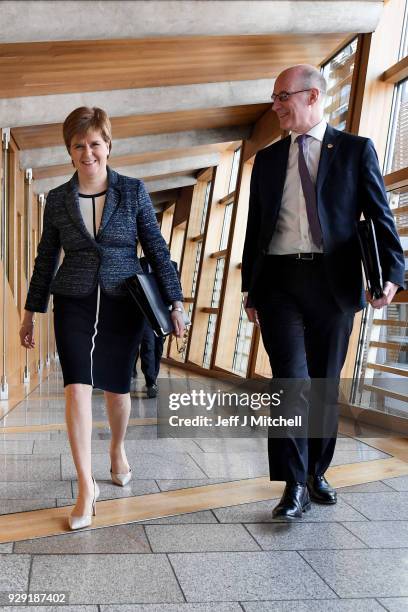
[357,219,383,300]
[126,273,189,337]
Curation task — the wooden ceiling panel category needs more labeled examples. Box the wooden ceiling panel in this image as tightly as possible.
[0,34,350,99]
[11,104,269,150]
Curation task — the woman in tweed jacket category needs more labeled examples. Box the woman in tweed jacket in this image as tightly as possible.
[19,107,185,530]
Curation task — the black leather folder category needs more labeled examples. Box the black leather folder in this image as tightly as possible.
[357,218,384,300]
[126,273,190,337]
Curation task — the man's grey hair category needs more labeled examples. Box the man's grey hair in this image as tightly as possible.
[297,65,327,96]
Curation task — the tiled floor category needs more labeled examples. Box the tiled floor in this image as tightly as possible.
[0,366,407,611]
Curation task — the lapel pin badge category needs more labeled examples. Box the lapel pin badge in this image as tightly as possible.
[327,143,334,148]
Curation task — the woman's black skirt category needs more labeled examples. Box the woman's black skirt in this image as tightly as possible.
[53,285,144,393]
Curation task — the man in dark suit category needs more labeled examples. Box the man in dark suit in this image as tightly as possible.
[242,64,405,520]
[133,257,179,398]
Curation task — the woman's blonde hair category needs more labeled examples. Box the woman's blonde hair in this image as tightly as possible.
[62,106,112,154]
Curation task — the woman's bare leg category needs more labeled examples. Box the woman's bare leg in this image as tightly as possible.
[65,383,94,516]
[104,391,131,474]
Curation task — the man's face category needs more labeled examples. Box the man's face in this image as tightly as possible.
[272,71,313,132]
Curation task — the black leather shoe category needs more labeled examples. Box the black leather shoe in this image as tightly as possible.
[307,474,337,504]
[272,482,311,520]
[146,383,158,398]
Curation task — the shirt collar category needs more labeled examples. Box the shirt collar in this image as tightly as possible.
[291,118,327,144]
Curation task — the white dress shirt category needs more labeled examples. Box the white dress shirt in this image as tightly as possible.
[268,118,327,255]
[79,193,106,239]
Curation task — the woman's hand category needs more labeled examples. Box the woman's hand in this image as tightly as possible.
[171,302,186,338]
[19,311,36,349]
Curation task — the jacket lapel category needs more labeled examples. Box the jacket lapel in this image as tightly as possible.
[97,167,121,237]
[316,124,342,194]
[64,173,96,245]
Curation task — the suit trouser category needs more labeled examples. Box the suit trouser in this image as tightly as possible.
[256,255,354,483]
[134,322,164,386]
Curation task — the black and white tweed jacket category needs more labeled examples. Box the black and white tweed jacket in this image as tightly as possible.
[25,167,183,313]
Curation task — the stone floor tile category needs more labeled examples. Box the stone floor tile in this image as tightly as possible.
[213,498,368,523]
[300,549,408,598]
[377,598,408,611]
[141,511,217,524]
[0,431,52,440]
[156,478,237,491]
[30,554,183,605]
[0,441,34,454]
[62,452,206,480]
[0,455,60,481]
[336,481,394,493]
[330,449,390,466]
[0,481,71,499]
[338,492,408,520]
[72,479,160,499]
[34,439,201,455]
[123,426,159,440]
[145,524,260,552]
[14,524,151,554]
[0,543,13,553]
[335,438,382,451]
[241,600,385,611]
[187,452,268,478]
[0,499,56,514]
[169,551,336,601]
[100,604,242,611]
[383,476,408,492]
[0,607,97,612]
[193,439,268,453]
[341,521,408,548]
[246,522,366,550]
[0,554,30,590]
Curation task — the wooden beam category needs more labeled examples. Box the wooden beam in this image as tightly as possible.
[392,290,408,303]
[218,191,235,205]
[1,34,349,99]
[363,383,408,404]
[201,307,219,314]
[11,104,268,150]
[190,233,204,243]
[210,249,228,259]
[366,362,408,377]
[370,340,407,351]
[346,34,371,134]
[382,55,408,84]
[243,109,281,161]
[384,167,408,190]
[373,318,408,327]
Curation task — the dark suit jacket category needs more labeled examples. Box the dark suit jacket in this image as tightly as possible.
[25,166,183,313]
[242,124,405,313]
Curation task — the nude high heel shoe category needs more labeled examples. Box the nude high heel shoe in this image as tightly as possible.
[68,477,100,531]
[110,465,132,487]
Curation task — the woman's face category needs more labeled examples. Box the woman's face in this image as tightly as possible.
[69,129,110,180]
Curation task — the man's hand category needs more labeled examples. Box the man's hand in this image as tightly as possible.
[366,281,399,309]
[243,294,260,326]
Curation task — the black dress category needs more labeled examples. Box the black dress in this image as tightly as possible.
[53,191,144,393]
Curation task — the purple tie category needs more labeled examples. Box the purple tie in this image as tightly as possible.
[296,134,322,248]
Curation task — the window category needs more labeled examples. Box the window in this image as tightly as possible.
[385,79,408,173]
[232,302,254,376]
[322,38,358,131]
[200,181,212,234]
[219,203,233,251]
[228,147,241,194]
[352,80,408,416]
